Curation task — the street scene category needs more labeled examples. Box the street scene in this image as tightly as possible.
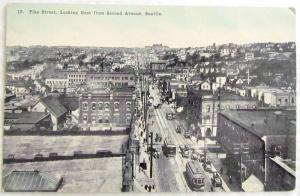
[2,4,296,193]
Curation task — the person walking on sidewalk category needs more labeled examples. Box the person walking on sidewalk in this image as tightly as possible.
[220,167,223,175]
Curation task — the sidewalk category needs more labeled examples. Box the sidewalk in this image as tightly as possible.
[189,138,241,192]
[131,118,157,192]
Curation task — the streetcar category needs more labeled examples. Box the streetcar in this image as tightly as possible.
[162,137,176,157]
[186,161,205,191]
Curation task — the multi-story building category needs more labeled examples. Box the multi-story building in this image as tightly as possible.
[186,89,258,138]
[86,72,135,89]
[217,109,295,191]
[45,77,68,93]
[78,87,136,131]
[245,52,255,60]
[67,71,87,86]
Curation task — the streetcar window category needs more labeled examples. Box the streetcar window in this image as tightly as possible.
[193,179,197,184]
[198,179,203,184]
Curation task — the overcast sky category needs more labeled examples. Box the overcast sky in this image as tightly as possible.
[6,4,295,47]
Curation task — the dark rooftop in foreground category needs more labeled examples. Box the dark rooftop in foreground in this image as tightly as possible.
[40,96,67,118]
[219,109,296,137]
[3,170,62,192]
[5,112,50,124]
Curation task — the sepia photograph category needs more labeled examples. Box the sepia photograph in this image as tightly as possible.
[1,2,297,193]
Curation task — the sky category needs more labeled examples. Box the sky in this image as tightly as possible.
[6,4,296,48]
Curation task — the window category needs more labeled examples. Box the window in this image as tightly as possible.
[114,102,119,111]
[126,115,131,124]
[278,98,282,104]
[130,77,134,80]
[285,99,288,104]
[291,97,294,104]
[126,102,131,111]
[83,115,87,121]
[98,102,103,110]
[82,102,88,111]
[197,179,203,184]
[206,105,210,112]
[91,102,96,110]
[105,116,109,123]
[105,102,110,111]
[98,116,103,123]
[91,115,96,122]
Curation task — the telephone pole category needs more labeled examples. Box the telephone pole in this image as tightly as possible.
[150,132,153,178]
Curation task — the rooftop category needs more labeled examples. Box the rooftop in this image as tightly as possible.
[5,112,50,124]
[189,89,256,101]
[219,109,296,137]
[3,170,62,192]
[2,158,122,192]
[40,96,67,118]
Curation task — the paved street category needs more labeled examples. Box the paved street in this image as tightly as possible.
[148,84,223,192]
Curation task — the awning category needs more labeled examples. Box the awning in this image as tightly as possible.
[242,174,264,192]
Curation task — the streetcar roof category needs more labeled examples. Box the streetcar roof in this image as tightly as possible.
[187,161,204,177]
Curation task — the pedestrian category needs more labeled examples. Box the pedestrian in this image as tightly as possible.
[220,167,223,175]
[210,185,214,192]
[229,175,232,184]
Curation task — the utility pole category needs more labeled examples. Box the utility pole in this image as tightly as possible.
[150,132,153,178]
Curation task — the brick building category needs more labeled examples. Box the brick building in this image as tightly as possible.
[217,109,296,191]
[79,87,136,131]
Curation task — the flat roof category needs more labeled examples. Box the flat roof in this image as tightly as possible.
[2,158,122,192]
[3,135,129,159]
[219,109,296,137]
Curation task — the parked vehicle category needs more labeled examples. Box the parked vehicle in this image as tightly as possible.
[179,145,190,158]
[203,161,212,172]
[211,172,222,187]
[165,113,174,120]
[176,125,182,133]
[186,161,205,191]
[184,130,191,138]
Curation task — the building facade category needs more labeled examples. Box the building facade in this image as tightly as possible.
[187,89,258,138]
[86,72,135,89]
[217,109,296,191]
[78,87,136,131]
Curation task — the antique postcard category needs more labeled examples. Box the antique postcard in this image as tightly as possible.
[1,3,296,193]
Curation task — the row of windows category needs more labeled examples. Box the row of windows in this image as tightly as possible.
[203,104,256,111]
[90,82,128,86]
[69,79,85,82]
[68,74,86,78]
[82,115,131,123]
[89,76,134,80]
[82,102,131,111]
[46,81,67,84]
[277,98,294,104]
